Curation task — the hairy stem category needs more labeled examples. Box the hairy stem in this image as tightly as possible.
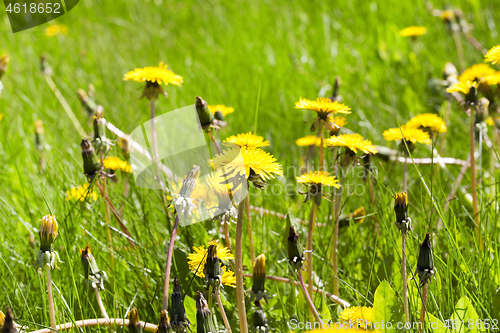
[162,215,179,311]
[419,284,428,333]
[46,267,57,329]
[235,199,249,333]
[332,172,345,296]
[215,289,232,333]
[306,203,318,298]
[297,270,322,324]
[402,235,409,325]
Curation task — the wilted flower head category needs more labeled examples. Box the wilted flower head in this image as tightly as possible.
[119,135,132,159]
[1,308,16,333]
[80,244,107,290]
[339,306,374,330]
[204,244,223,289]
[485,45,500,65]
[128,308,142,333]
[399,26,427,37]
[251,254,270,301]
[156,310,172,333]
[80,138,101,181]
[34,120,46,152]
[196,292,217,333]
[406,113,447,135]
[296,171,340,206]
[35,215,63,272]
[170,279,190,331]
[206,171,238,225]
[287,226,305,271]
[173,165,201,217]
[416,233,435,286]
[224,132,270,148]
[124,62,183,100]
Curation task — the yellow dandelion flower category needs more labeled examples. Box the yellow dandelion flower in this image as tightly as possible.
[123,62,183,86]
[208,105,234,117]
[44,24,68,37]
[406,113,447,134]
[66,184,98,202]
[458,64,499,86]
[103,156,132,173]
[440,9,455,21]
[296,135,321,147]
[213,146,283,181]
[485,45,500,65]
[325,133,378,154]
[296,171,340,188]
[0,114,3,122]
[295,97,351,119]
[339,306,375,330]
[383,125,432,144]
[446,80,479,95]
[329,115,348,128]
[224,132,270,148]
[351,206,366,224]
[188,240,234,272]
[400,26,427,37]
[0,310,4,328]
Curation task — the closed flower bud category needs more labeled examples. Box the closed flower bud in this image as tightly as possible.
[195,96,214,130]
[81,139,101,180]
[128,308,143,333]
[36,215,63,272]
[251,254,268,301]
[77,89,98,118]
[252,302,269,333]
[80,245,107,290]
[416,233,435,286]
[196,292,217,333]
[287,226,305,271]
[204,244,222,289]
[171,278,190,330]
[394,192,412,233]
[93,108,107,141]
[1,308,17,333]
[156,310,172,333]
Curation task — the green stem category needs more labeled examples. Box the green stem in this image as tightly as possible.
[402,234,409,325]
[235,199,249,333]
[46,267,57,329]
[245,195,256,266]
[306,203,318,298]
[469,108,480,246]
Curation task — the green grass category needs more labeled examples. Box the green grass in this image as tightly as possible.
[1,0,500,331]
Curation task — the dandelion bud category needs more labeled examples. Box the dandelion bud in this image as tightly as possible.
[1,308,17,333]
[81,139,101,180]
[253,302,269,333]
[251,254,267,301]
[77,89,98,117]
[204,244,222,289]
[287,226,305,271]
[171,278,189,330]
[156,310,172,333]
[80,244,107,290]
[196,292,217,333]
[195,96,213,130]
[416,233,435,286]
[394,192,408,222]
[0,55,10,79]
[128,308,143,333]
[39,215,58,251]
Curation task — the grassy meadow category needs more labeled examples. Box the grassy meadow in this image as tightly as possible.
[1,0,500,332]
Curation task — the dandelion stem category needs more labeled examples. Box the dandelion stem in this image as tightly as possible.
[208,130,222,155]
[297,270,322,324]
[469,107,480,246]
[215,289,232,333]
[419,284,428,333]
[235,199,249,333]
[95,289,110,323]
[46,266,57,329]
[150,100,159,162]
[402,234,410,325]
[242,273,350,308]
[306,203,318,299]
[162,215,179,311]
[245,195,256,266]
[403,160,408,193]
[223,222,232,252]
[30,318,158,333]
[332,171,345,296]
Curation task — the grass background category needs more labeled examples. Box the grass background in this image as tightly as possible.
[1,0,500,331]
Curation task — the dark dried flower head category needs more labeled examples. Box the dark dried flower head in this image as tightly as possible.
[170,278,190,330]
[80,244,107,290]
[204,244,222,289]
[416,233,435,286]
[196,292,217,333]
[394,192,412,233]
[128,308,142,333]
[81,139,101,180]
[253,301,269,333]
[1,308,17,333]
[196,96,214,129]
[156,310,172,333]
[287,226,305,271]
